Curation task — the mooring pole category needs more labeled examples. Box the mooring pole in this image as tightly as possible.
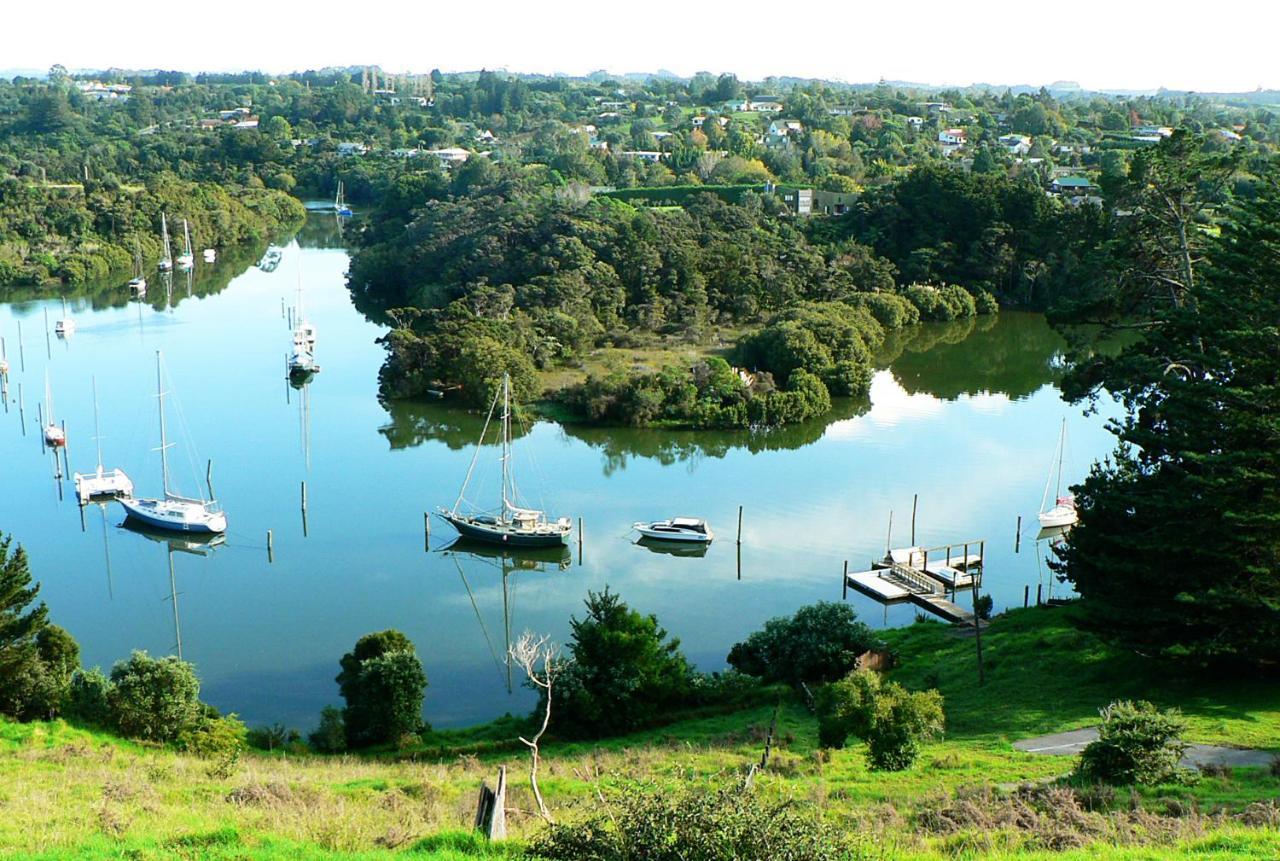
[1024,584,1030,608]
[424,512,430,552]
[300,480,307,511]
[267,529,274,563]
[842,560,848,600]
[1015,515,1022,553]
[737,505,743,545]
[1037,583,1043,606]
[18,320,25,371]
[911,493,917,546]
[972,579,985,686]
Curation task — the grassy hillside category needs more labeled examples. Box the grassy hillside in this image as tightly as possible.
[3,606,1277,859]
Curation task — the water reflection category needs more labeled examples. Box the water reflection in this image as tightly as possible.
[634,536,711,558]
[443,539,572,693]
[119,520,226,661]
[879,312,1064,401]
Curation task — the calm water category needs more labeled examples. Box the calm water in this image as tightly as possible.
[0,215,1117,729]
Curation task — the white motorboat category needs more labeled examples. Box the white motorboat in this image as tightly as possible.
[440,373,572,548]
[633,517,714,543]
[202,248,217,263]
[119,352,227,534]
[54,298,75,336]
[1037,417,1078,529]
[73,377,134,504]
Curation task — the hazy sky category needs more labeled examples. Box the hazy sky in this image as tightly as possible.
[9,0,1276,92]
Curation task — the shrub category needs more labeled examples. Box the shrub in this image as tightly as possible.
[107,651,201,742]
[178,712,248,760]
[848,292,920,329]
[336,630,428,748]
[816,669,944,771]
[309,706,347,753]
[728,602,879,687]
[534,781,862,861]
[65,667,113,725]
[555,588,693,738]
[1076,700,1189,786]
[975,290,1000,315]
[246,723,301,752]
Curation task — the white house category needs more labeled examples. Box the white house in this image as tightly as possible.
[905,116,924,130]
[337,142,369,157]
[232,118,260,130]
[999,133,1032,155]
[751,99,784,112]
[938,128,966,146]
[619,150,664,163]
[427,147,471,167]
[768,120,803,136]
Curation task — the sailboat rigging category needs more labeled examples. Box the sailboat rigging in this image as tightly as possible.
[1038,417,1077,529]
[119,352,227,534]
[43,371,65,448]
[158,214,173,272]
[440,374,572,547]
[288,262,320,380]
[333,180,352,216]
[73,377,134,504]
[128,240,148,297]
[176,219,194,270]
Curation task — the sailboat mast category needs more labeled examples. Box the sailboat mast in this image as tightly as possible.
[92,376,104,471]
[1055,418,1066,499]
[500,373,512,516]
[156,352,170,494]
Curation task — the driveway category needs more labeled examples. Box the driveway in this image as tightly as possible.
[1014,728,1276,768]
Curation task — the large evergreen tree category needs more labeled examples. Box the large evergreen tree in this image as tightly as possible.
[0,533,59,719]
[1058,175,1280,665]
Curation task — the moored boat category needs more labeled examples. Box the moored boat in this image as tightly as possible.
[119,352,227,534]
[633,517,714,543]
[73,377,134,504]
[439,373,572,548]
[1038,418,1077,529]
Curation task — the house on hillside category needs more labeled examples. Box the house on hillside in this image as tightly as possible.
[766,120,804,150]
[1050,176,1095,196]
[752,98,784,112]
[938,128,966,157]
[776,186,813,215]
[723,99,751,112]
[427,147,471,167]
[905,116,924,130]
[337,142,368,157]
[619,150,664,162]
[999,133,1032,155]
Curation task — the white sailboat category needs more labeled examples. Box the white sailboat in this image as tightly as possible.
[333,180,352,216]
[1038,417,1078,529]
[158,214,173,272]
[73,377,134,504]
[176,219,194,270]
[43,371,66,448]
[288,265,319,379]
[119,352,227,534]
[128,240,148,296]
[440,373,572,548]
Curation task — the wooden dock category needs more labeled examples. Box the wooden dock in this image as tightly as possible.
[849,538,985,624]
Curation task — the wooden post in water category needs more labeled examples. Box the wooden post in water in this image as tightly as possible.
[1037,583,1043,606]
[1024,584,1030,608]
[18,320,25,371]
[737,505,743,545]
[267,530,274,563]
[424,512,430,552]
[911,493,918,546]
[18,382,25,435]
[577,516,583,563]
[300,481,307,512]
[842,560,848,600]
[1015,516,1022,553]
[971,578,985,686]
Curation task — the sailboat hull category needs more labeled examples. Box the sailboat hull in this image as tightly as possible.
[1038,506,1078,529]
[442,513,570,547]
[120,497,227,534]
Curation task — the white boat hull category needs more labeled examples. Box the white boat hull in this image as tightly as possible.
[121,495,227,534]
[1038,506,1078,529]
[632,521,714,543]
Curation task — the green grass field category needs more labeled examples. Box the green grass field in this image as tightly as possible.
[3,605,1277,859]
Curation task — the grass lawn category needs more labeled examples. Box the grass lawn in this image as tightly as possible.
[2,605,1277,858]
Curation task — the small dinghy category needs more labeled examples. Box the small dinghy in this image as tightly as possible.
[633,517,714,544]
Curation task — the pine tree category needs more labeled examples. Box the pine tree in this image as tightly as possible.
[0,533,53,717]
[1058,175,1280,666]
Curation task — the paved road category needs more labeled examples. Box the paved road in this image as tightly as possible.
[1014,728,1276,768]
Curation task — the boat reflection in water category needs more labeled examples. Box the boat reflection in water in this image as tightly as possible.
[634,536,710,558]
[442,538,570,693]
[119,520,225,661]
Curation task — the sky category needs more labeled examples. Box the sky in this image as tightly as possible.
[8,0,1277,93]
